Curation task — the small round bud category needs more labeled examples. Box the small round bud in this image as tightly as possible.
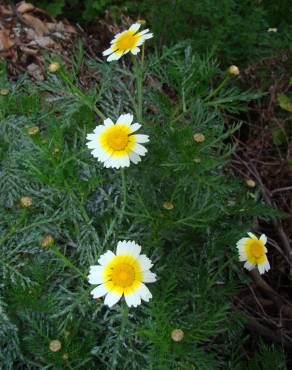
[193,157,201,163]
[20,196,32,208]
[49,339,62,352]
[267,28,277,33]
[193,133,205,143]
[171,329,184,342]
[52,146,60,153]
[163,201,174,210]
[246,179,256,188]
[62,352,69,360]
[27,126,39,136]
[137,19,146,25]
[228,65,240,76]
[64,330,70,337]
[41,235,54,248]
[0,88,9,96]
[48,62,60,73]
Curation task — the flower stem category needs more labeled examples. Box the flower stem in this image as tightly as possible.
[133,45,145,123]
[204,75,230,102]
[111,304,129,370]
[119,168,127,223]
[50,244,86,279]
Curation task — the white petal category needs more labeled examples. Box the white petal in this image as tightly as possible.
[142,33,153,40]
[138,29,150,36]
[91,284,108,299]
[91,147,112,162]
[104,291,122,307]
[131,47,140,55]
[136,283,152,302]
[135,134,149,143]
[248,232,257,239]
[142,270,157,283]
[130,123,141,132]
[107,52,122,62]
[88,266,105,285]
[137,254,153,271]
[86,140,98,149]
[116,240,129,255]
[129,23,141,33]
[86,133,97,141]
[128,151,141,164]
[103,47,114,56]
[126,241,142,258]
[93,125,106,134]
[133,143,147,156]
[117,113,133,126]
[103,156,128,169]
[244,261,255,271]
[260,234,267,245]
[104,118,114,127]
[124,291,141,307]
[98,250,115,266]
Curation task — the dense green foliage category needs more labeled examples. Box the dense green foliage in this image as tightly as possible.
[33,0,291,64]
[0,45,286,369]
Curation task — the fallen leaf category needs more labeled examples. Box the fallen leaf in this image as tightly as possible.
[17,2,35,13]
[22,14,48,35]
[27,63,44,80]
[0,29,14,50]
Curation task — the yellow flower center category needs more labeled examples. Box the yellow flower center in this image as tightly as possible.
[111,263,135,288]
[115,31,139,52]
[104,255,142,294]
[106,129,129,151]
[100,124,136,156]
[249,240,264,259]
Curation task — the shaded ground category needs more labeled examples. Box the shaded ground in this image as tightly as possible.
[1,1,292,365]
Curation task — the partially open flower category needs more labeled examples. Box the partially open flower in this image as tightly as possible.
[237,232,270,274]
[48,62,60,73]
[228,65,240,76]
[103,23,153,62]
[171,329,184,342]
[20,196,32,208]
[49,339,62,352]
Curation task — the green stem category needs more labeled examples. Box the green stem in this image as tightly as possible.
[111,304,129,370]
[119,168,127,223]
[50,245,86,279]
[133,45,145,122]
[204,75,230,102]
[59,69,105,120]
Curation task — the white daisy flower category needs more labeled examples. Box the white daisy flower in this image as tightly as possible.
[236,232,270,274]
[88,240,157,308]
[103,23,153,62]
[86,114,149,169]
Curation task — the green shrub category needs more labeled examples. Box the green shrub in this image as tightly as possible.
[0,45,285,368]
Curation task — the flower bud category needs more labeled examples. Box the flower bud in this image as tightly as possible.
[20,196,32,208]
[171,329,184,342]
[27,126,39,136]
[193,157,201,163]
[193,133,205,143]
[48,62,60,73]
[41,235,54,248]
[228,65,240,76]
[246,179,256,188]
[163,201,174,210]
[49,339,62,352]
[0,88,9,96]
[62,352,69,360]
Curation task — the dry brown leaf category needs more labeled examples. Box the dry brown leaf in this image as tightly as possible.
[27,63,44,81]
[17,2,35,13]
[0,29,15,50]
[22,14,48,35]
